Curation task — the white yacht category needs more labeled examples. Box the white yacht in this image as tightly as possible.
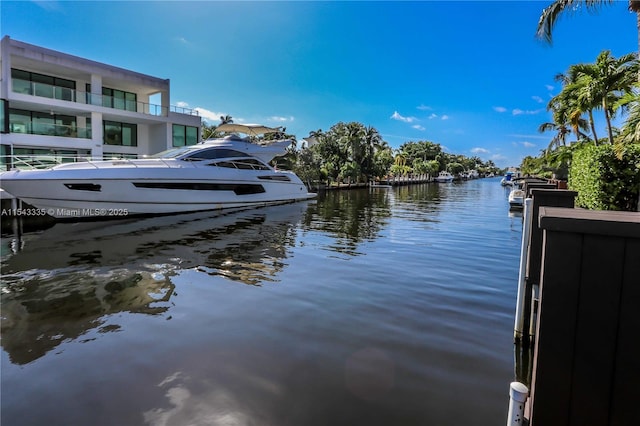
[434,171,454,183]
[0,124,316,219]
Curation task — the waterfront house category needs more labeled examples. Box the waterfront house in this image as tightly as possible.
[0,36,201,169]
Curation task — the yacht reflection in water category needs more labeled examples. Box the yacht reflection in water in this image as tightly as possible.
[0,202,311,365]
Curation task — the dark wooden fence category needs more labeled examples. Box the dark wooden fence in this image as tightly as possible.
[527,207,640,425]
[519,188,577,345]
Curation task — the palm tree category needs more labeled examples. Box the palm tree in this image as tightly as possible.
[556,70,599,142]
[570,51,638,143]
[537,1,640,53]
[219,115,234,125]
[616,90,640,144]
[539,91,589,153]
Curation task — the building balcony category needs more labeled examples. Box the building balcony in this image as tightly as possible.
[11,78,199,117]
[9,121,92,139]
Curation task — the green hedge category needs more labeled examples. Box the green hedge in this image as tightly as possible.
[569,144,640,211]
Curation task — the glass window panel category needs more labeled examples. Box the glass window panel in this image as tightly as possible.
[32,73,55,98]
[122,123,137,146]
[104,121,122,145]
[53,150,76,163]
[186,126,198,145]
[173,124,185,147]
[55,86,74,101]
[54,77,75,89]
[113,90,125,110]
[9,109,30,134]
[11,69,30,80]
[0,100,6,134]
[32,112,55,135]
[13,148,34,156]
[11,70,31,94]
[188,148,246,160]
[34,82,54,98]
[31,73,54,85]
[55,115,76,136]
[102,87,113,108]
[1,144,9,170]
[125,92,137,112]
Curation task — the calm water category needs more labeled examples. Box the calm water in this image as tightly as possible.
[1,178,523,426]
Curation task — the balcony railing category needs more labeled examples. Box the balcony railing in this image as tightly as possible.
[9,121,92,139]
[11,78,199,117]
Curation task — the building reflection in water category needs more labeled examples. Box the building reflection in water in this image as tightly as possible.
[0,202,312,365]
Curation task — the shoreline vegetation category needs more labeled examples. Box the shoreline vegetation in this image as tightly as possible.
[203,120,503,189]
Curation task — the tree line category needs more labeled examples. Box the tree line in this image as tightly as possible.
[201,118,501,186]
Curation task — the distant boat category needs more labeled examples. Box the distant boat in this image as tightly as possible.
[501,170,521,186]
[508,188,525,209]
[434,171,454,183]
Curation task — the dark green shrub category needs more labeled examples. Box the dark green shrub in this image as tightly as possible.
[569,144,640,211]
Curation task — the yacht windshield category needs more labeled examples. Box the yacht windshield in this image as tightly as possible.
[148,146,200,159]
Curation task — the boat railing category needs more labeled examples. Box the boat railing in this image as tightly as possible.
[1,155,181,171]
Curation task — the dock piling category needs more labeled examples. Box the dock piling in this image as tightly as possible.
[507,382,529,426]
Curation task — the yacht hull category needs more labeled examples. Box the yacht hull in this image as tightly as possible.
[1,167,315,218]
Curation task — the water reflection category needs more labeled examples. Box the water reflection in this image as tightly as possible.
[302,188,392,255]
[1,179,521,426]
[0,203,310,364]
[1,268,174,364]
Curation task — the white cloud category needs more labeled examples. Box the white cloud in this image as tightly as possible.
[508,133,549,140]
[193,107,228,124]
[471,147,489,154]
[412,125,426,131]
[416,104,432,111]
[493,106,507,113]
[512,108,542,116]
[428,113,438,120]
[391,111,417,123]
[33,1,61,11]
[532,96,544,104]
[545,84,554,91]
[269,116,294,122]
[522,142,536,148]
[441,115,449,120]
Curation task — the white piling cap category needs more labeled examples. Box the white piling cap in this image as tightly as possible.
[509,382,529,402]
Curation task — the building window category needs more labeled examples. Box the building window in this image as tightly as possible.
[11,69,75,101]
[1,144,10,171]
[8,108,84,137]
[172,124,198,147]
[101,87,137,112]
[0,100,7,134]
[104,121,137,146]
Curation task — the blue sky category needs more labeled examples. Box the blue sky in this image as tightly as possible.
[1,1,636,167]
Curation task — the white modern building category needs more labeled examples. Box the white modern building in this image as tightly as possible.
[0,36,201,169]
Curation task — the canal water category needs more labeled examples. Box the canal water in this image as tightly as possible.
[1,177,523,426]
